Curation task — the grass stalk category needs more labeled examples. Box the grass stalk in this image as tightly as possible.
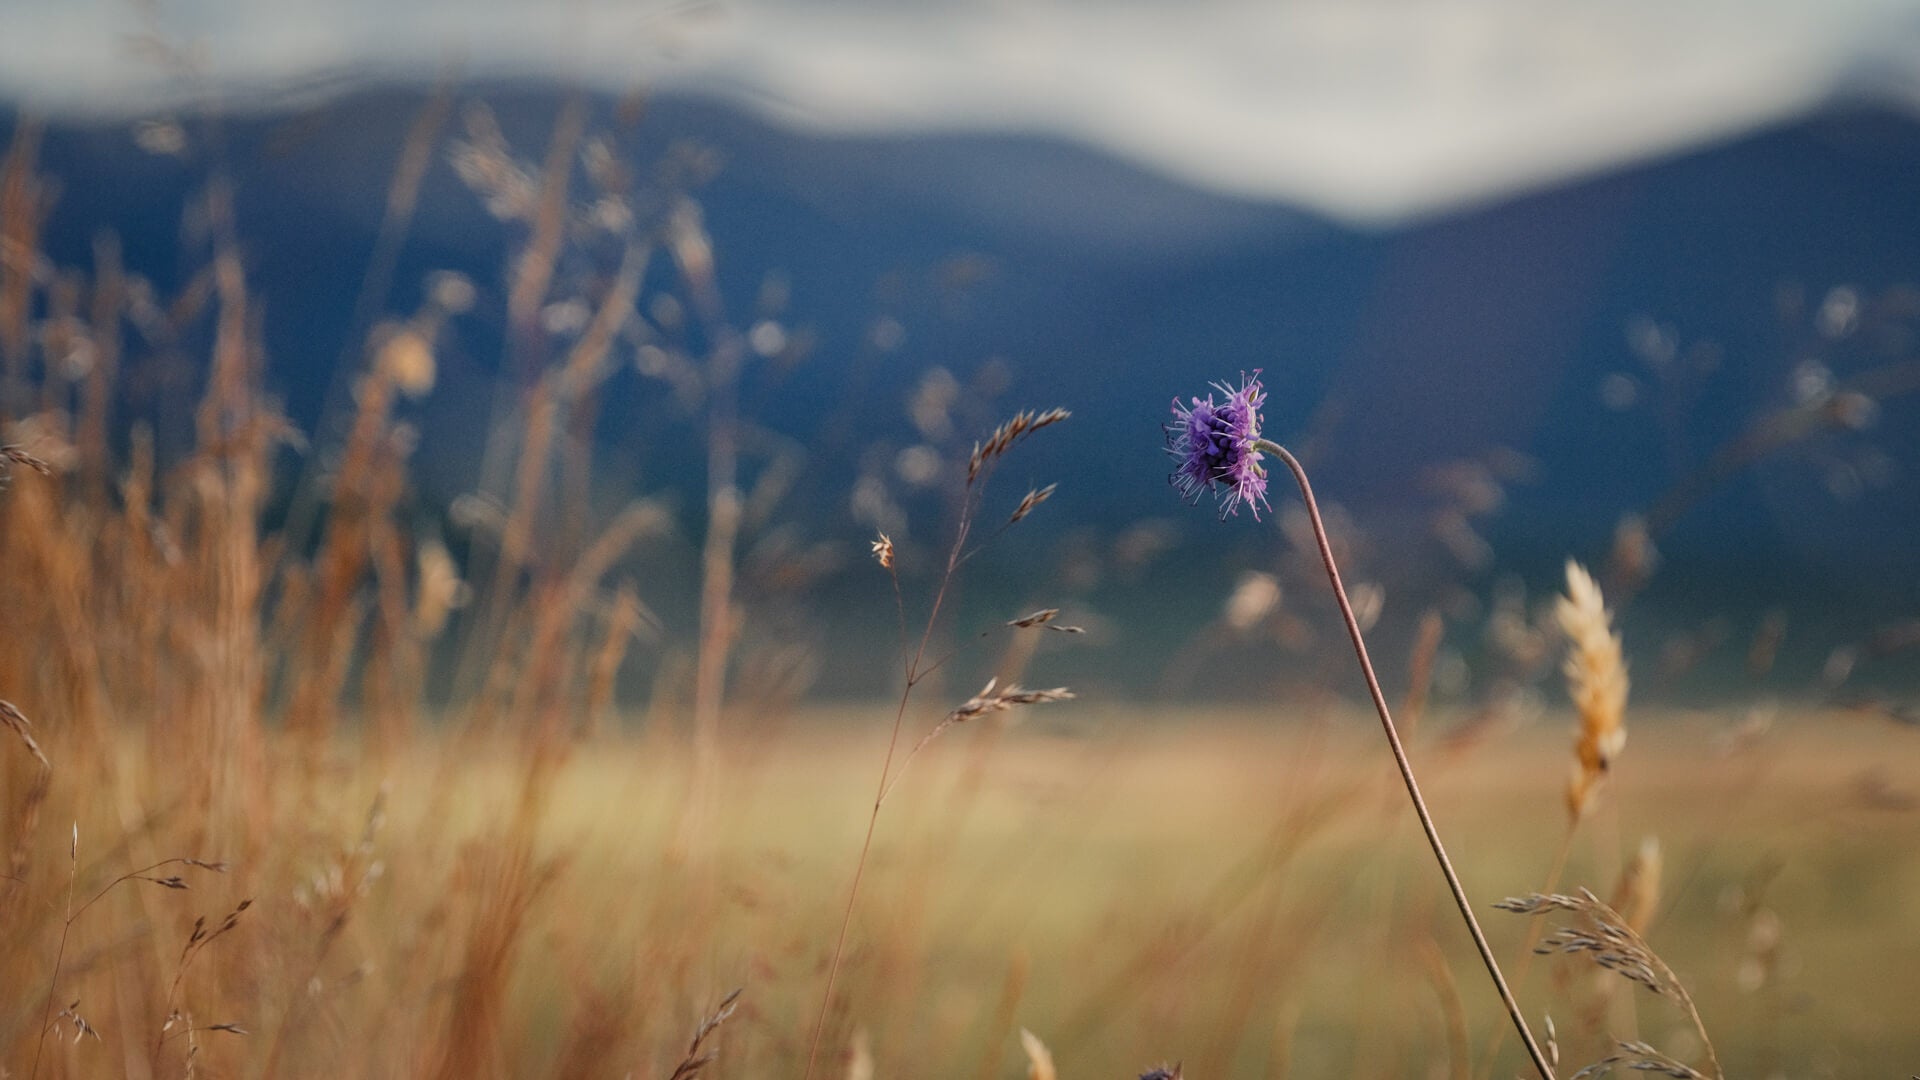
[1257,439,1556,1080]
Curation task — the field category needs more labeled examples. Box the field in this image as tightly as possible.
[3,96,1920,1080]
[3,704,1917,1078]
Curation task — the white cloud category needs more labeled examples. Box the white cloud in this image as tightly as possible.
[2,0,1916,223]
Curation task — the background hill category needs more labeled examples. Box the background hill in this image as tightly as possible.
[5,87,1919,697]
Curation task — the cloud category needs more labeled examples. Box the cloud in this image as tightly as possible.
[3,0,1917,223]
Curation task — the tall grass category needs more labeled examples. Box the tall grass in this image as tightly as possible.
[0,93,1915,1080]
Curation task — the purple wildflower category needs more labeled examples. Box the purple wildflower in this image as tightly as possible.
[1166,370,1269,520]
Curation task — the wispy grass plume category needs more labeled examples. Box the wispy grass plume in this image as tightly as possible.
[1497,889,1722,1080]
[1556,560,1628,821]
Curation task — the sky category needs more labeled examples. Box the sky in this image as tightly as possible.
[4,0,1920,224]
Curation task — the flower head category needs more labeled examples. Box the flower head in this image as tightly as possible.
[1166,371,1269,519]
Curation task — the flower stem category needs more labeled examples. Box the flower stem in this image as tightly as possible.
[1254,439,1556,1080]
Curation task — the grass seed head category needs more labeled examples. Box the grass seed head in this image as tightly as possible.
[968,407,1070,485]
[945,678,1075,726]
[1009,482,1057,524]
[1557,559,1628,819]
[0,699,49,768]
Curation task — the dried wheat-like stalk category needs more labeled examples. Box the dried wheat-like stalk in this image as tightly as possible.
[666,988,742,1080]
[1556,560,1628,820]
[1496,889,1721,1079]
[1487,566,1630,1069]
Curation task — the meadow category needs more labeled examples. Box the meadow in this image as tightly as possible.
[2,95,1918,1080]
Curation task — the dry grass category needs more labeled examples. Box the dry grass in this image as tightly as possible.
[0,94,1917,1080]
[1496,889,1720,1078]
[4,694,1919,1078]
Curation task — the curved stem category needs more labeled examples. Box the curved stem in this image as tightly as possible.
[1255,439,1556,1080]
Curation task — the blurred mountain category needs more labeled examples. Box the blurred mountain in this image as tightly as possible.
[5,85,1920,638]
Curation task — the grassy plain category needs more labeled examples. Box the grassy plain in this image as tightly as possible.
[10,700,1914,1078]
